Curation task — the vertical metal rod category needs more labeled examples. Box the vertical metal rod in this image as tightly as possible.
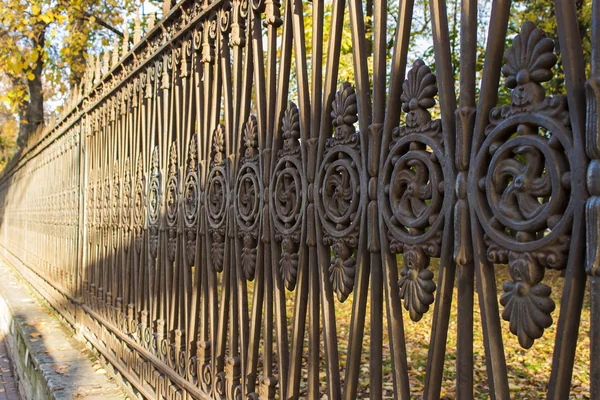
[466,0,512,398]
[377,0,415,397]
[454,0,477,396]
[423,0,457,397]
[548,0,589,398]
[587,1,600,398]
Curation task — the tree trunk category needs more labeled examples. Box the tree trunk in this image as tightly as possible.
[16,102,28,148]
[11,76,29,148]
[22,22,46,144]
[69,17,86,86]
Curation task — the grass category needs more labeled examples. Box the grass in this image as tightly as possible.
[280,259,592,399]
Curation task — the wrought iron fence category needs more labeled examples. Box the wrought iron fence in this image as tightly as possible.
[0,0,598,398]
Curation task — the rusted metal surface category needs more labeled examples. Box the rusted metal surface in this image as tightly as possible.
[0,0,597,398]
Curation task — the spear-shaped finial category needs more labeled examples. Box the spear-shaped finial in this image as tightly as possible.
[94,53,102,85]
[133,10,141,44]
[103,50,110,73]
[122,24,130,58]
[163,0,171,16]
[68,87,75,110]
[112,35,120,67]
[85,54,94,92]
[66,90,71,112]
[148,12,156,31]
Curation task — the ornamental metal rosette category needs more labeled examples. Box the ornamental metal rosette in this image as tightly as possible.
[148,147,162,270]
[315,82,366,303]
[235,115,262,281]
[183,134,200,268]
[165,142,179,264]
[206,124,228,274]
[122,158,132,236]
[470,22,573,349]
[380,60,449,322]
[270,103,306,291]
[133,153,146,256]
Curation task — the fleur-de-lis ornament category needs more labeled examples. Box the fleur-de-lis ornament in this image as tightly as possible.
[502,21,557,108]
[400,59,437,129]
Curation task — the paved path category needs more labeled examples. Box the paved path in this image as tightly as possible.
[0,260,126,400]
[0,336,19,400]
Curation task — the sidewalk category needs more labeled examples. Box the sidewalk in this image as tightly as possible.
[0,260,127,400]
[0,336,19,400]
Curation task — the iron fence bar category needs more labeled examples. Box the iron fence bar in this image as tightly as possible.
[454,0,477,397]
[466,0,511,398]
[587,0,600,397]
[548,0,589,398]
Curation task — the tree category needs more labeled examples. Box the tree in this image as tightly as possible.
[0,0,592,167]
[0,0,53,143]
[0,0,157,151]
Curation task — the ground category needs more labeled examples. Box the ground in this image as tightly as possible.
[284,261,591,399]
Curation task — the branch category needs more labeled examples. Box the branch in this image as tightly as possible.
[80,13,124,38]
[55,0,124,38]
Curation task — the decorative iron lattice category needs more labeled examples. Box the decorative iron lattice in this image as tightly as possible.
[0,0,597,398]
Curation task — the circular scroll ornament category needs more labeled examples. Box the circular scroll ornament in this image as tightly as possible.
[207,124,228,272]
[381,134,446,249]
[272,163,303,235]
[315,83,365,302]
[184,134,199,266]
[122,158,132,230]
[134,153,146,254]
[469,22,573,348]
[103,174,111,241]
[235,116,261,232]
[236,169,260,227]
[235,116,262,281]
[379,60,446,322]
[112,165,120,227]
[111,166,120,247]
[207,168,228,230]
[148,147,161,258]
[166,142,179,226]
[271,103,305,290]
[184,135,199,229]
[166,142,179,262]
[473,119,572,254]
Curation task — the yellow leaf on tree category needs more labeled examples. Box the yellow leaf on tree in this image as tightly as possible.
[27,71,35,81]
[89,16,96,23]
[39,14,52,24]
[31,5,41,15]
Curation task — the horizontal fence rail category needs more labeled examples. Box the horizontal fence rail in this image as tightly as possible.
[0,0,598,398]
